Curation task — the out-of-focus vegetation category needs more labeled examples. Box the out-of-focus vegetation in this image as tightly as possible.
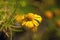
[0,0,60,40]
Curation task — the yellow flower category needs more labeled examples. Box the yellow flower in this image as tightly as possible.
[15,15,24,23]
[22,13,42,32]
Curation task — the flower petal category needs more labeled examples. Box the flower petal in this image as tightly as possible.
[34,14,41,18]
[22,21,26,26]
[32,20,39,27]
[25,21,34,28]
[35,16,42,23]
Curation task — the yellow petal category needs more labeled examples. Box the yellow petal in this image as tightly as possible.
[25,21,34,28]
[34,14,41,18]
[32,20,39,27]
[22,21,27,26]
[35,17,42,23]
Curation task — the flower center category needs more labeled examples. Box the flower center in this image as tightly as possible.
[25,13,35,21]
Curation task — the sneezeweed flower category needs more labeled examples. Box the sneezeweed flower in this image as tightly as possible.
[22,13,42,32]
[15,13,42,32]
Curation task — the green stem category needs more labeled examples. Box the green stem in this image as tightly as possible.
[32,31,39,40]
[9,27,13,40]
[10,30,12,40]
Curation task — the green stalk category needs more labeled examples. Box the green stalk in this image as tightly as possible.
[9,27,13,40]
[32,31,40,40]
[10,31,12,40]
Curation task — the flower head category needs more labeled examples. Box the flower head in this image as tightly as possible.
[22,13,42,32]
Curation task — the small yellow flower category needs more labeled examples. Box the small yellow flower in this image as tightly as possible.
[22,13,42,32]
[15,15,24,23]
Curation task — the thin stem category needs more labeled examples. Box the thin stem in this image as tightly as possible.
[32,31,39,40]
[9,27,13,40]
[3,29,9,37]
[10,31,12,40]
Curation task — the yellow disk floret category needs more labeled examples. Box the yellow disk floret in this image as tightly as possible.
[25,13,35,21]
